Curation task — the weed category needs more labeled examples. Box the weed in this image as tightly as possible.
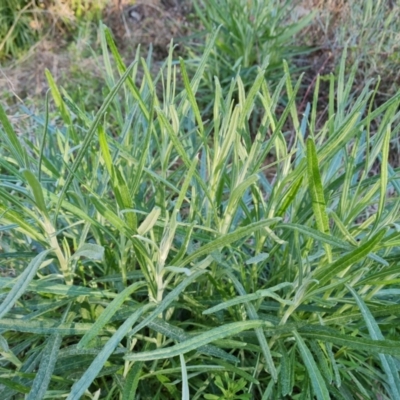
[0,20,400,400]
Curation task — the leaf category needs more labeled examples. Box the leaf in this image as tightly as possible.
[0,102,26,167]
[245,252,269,264]
[125,320,266,361]
[21,169,49,217]
[67,305,150,400]
[128,270,207,337]
[71,243,105,261]
[180,354,190,400]
[0,318,115,336]
[137,207,161,235]
[114,168,137,231]
[0,250,52,320]
[26,334,62,400]
[226,271,278,382]
[307,137,332,262]
[347,285,400,399]
[299,326,400,356]
[278,223,349,249]
[293,331,331,400]
[45,69,72,126]
[0,203,45,242]
[122,362,143,400]
[178,219,280,267]
[203,282,293,315]
[148,318,238,362]
[54,61,137,219]
[179,58,204,134]
[312,229,386,287]
[275,177,303,218]
[77,281,145,349]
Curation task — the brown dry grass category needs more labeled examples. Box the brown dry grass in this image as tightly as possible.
[0,0,192,111]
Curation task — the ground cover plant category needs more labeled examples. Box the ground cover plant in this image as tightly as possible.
[189,0,314,115]
[1,19,400,399]
[0,0,109,60]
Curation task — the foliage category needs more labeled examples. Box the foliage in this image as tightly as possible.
[0,0,38,60]
[0,0,109,60]
[189,0,314,113]
[1,23,400,400]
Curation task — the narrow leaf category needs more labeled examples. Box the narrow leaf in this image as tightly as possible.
[67,306,150,400]
[26,334,62,400]
[293,331,331,400]
[125,320,266,361]
[77,281,145,349]
[307,138,332,261]
[0,250,51,320]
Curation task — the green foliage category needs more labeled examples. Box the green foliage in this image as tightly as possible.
[0,0,109,60]
[0,23,400,400]
[190,0,314,112]
[0,0,38,59]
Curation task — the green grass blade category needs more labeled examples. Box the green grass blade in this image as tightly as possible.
[125,320,267,361]
[179,58,204,135]
[66,306,150,400]
[312,229,386,287]
[375,124,390,231]
[178,219,279,267]
[122,362,142,400]
[275,177,303,218]
[203,282,293,315]
[0,204,45,242]
[54,61,137,219]
[226,271,278,382]
[148,318,238,362]
[0,318,115,336]
[347,285,400,398]
[128,270,207,336]
[77,281,146,349]
[180,354,190,400]
[45,69,72,126]
[21,169,49,217]
[0,102,26,167]
[98,125,113,177]
[307,137,332,262]
[278,223,349,249]
[0,250,51,320]
[137,207,161,236]
[38,90,50,182]
[26,333,62,400]
[300,326,400,356]
[293,331,331,400]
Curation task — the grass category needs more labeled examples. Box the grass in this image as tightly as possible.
[187,0,314,116]
[0,18,400,399]
[1,1,400,398]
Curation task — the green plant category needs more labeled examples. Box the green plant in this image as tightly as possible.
[189,0,314,113]
[0,0,39,60]
[0,0,110,61]
[0,23,400,399]
[293,0,400,100]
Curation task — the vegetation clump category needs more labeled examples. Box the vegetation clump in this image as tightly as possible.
[0,1,400,399]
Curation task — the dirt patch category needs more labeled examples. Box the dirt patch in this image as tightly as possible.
[0,0,193,110]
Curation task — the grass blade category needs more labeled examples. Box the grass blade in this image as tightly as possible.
[307,138,332,261]
[66,306,150,400]
[178,219,279,267]
[293,331,330,400]
[54,61,137,219]
[0,250,51,320]
[125,320,267,361]
[77,281,146,349]
[347,285,400,398]
[26,333,62,400]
